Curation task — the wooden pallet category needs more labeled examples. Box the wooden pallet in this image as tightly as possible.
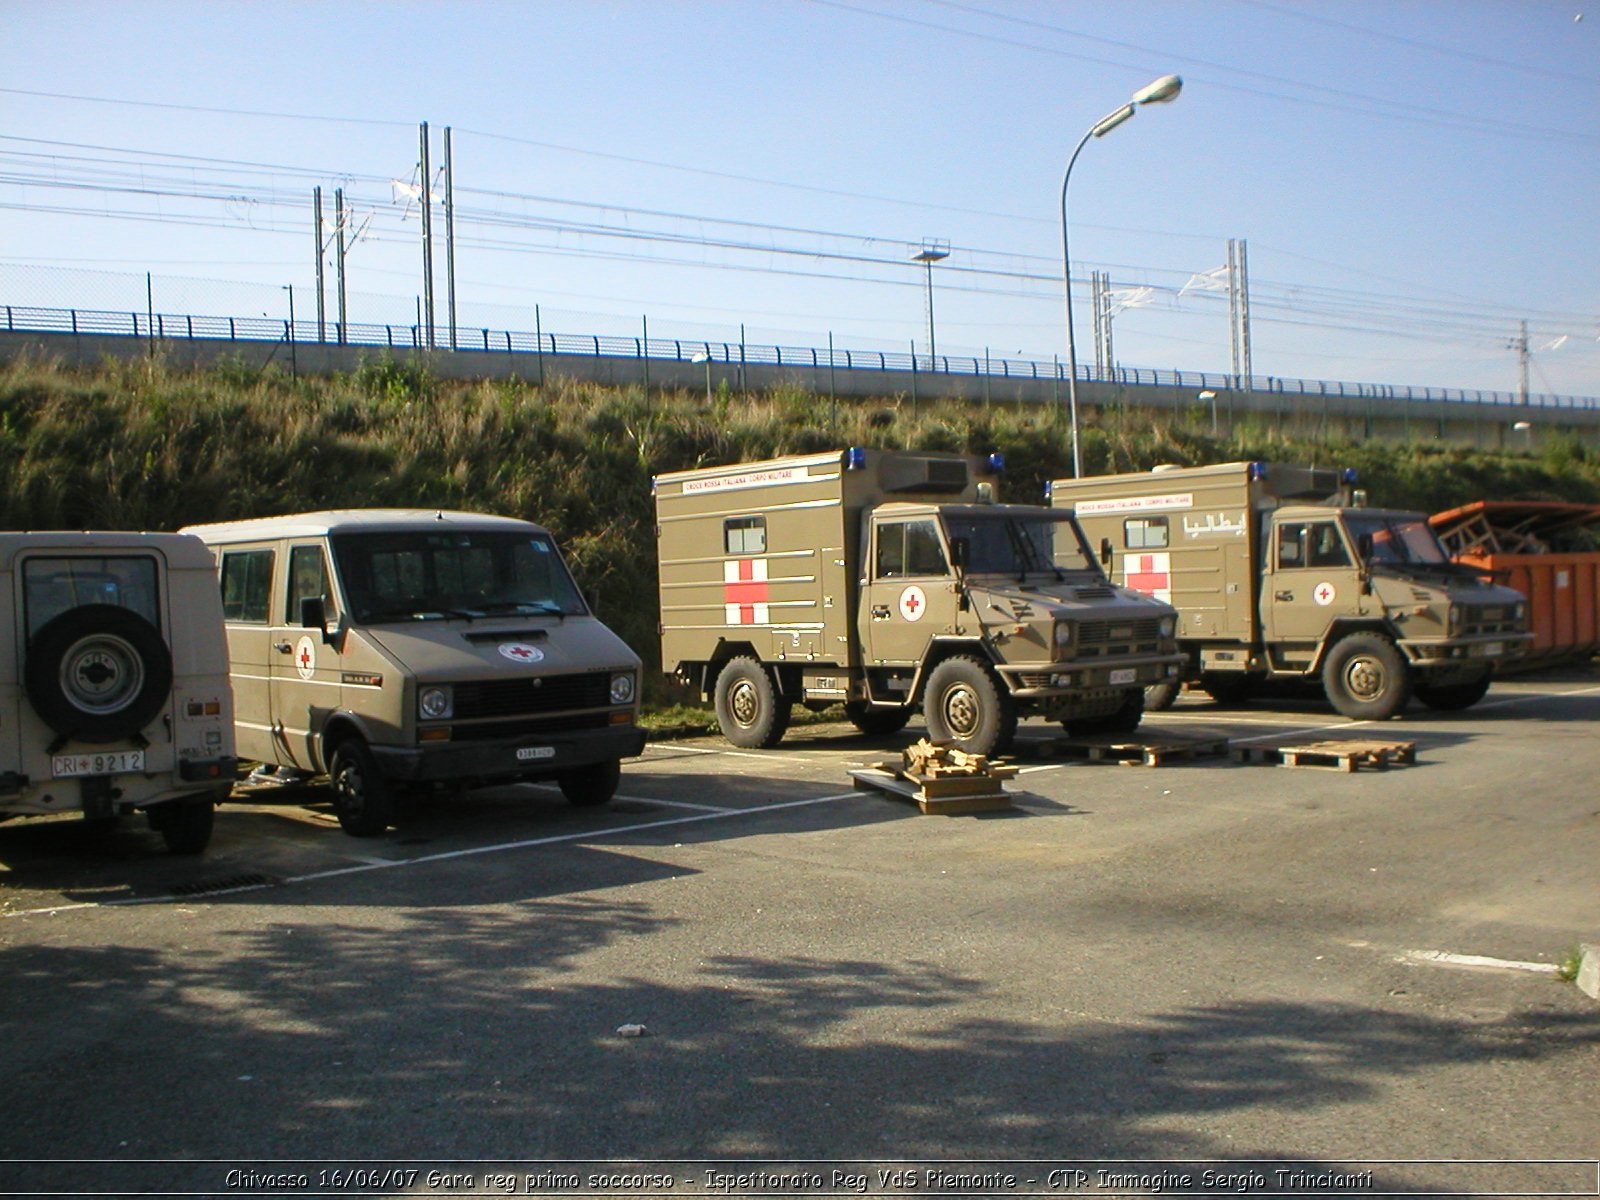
[1230,738,1417,773]
[1041,729,1232,768]
[848,767,1014,814]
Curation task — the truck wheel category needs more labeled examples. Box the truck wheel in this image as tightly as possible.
[559,759,621,807]
[844,701,912,737]
[24,605,173,743]
[713,656,792,749]
[1322,632,1411,720]
[148,796,216,855]
[1144,679,1181,711]
[1067,688,1145,737]
[923,656,1017,756]
[1413,671,1492,711]
[328,739,395,837]
[1200,673,1254,706]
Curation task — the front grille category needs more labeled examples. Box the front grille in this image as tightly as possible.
[449,712,616,741]
[1078,618,1162,645]
[453,672,611,720]
[1460,607,1523,637]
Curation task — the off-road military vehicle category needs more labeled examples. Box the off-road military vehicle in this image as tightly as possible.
[183,510,644,836]
[1050,461,1532,718]
[1,532,236,854]
[654,448,1182,755]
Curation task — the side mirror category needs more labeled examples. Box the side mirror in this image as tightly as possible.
[300,596,335,644]
[1099,537,1113,567]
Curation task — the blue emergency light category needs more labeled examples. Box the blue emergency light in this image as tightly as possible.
[845,447,868,471]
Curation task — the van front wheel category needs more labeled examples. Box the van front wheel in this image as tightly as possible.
[559,759,621,807]
[328,739,395,837]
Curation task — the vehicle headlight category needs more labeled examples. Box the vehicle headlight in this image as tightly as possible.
[610,672,635,704]
[1053,621,1075,653]
[1513,601,1526,623]
[1159,616,1176,639]
[1448,603,1462,634]
[418,685,453,720]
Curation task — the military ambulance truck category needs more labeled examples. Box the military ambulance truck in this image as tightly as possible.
[654,448,1182,755]
[183,510,645,836]
[1050,461,1532,719]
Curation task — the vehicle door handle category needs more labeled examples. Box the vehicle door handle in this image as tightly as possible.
[274,641,294,653]
[871,605,891,620]
[1274,590,1293,602]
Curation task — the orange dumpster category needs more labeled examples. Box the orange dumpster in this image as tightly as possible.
[1429,501,1600,671]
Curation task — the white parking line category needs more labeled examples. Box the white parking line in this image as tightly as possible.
[1400,949,1561,975]
[520,784,734,814]
[645,743,824,767]
[3,790,864,917]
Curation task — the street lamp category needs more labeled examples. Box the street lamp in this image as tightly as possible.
[1061,73,1183,478]
[691,348,713,404]
[1199,389,1218,434]
[911,239,950,369]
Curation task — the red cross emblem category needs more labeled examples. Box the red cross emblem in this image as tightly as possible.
[1314,582,1336,605]
[299,646,313,669]
[1126,553,1171,599]
[723,559,769,624]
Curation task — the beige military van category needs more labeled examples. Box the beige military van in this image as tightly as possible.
[1,532,236,854]
[182,510,644,836]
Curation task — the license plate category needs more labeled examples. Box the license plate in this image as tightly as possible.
[516,746,555,762]
[52,750,144,778]
[1109,668,1137,685]
[1482,642,1504,657]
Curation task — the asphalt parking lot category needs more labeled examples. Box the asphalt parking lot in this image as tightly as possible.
[1,673,1597,1196]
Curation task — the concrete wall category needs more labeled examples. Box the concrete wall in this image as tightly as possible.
[5,328,1595,452]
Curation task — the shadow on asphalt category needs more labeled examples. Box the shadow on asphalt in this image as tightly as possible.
[1,914,1595,1185]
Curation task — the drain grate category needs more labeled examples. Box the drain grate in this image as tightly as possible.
[168,872,279,897]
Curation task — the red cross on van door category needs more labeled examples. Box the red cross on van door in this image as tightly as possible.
[1125,552,1172,604]
[723,558,770,624]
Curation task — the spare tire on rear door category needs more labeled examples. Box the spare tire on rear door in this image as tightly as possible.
[24,604,173,743]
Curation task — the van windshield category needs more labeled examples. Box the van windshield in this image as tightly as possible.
[942,512,1096,576]
[331,530,587,623]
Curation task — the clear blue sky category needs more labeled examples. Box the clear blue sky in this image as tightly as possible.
[3,0,1596,398]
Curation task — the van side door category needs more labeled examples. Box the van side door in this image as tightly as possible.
[216,546,278,765]
[268,543,343,771]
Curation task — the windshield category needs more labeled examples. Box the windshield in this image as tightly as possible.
[331,530,587,623]
[942,512,1096,575]
[1343,515,1450,566]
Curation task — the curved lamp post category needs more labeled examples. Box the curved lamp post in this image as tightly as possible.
[1061,73,1183,477]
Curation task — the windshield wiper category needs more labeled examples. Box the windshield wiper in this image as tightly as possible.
[475,600,569,618]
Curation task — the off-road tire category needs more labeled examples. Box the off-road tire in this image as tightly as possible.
[1200,673,1255,706]
[1144,678,1182,711]
[558,759,621,807]
[1066,687,1146,737]
[1413,670,1493,712]
[1322,632,1411,720]
[148,796,216,855]
[328,739,396,837]
[24,605,173,743]
[922,655,1017,757]
[844,701,913,737]
[713,656,792,749]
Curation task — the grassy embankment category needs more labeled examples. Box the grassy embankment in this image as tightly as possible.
[3,350,1597,720]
